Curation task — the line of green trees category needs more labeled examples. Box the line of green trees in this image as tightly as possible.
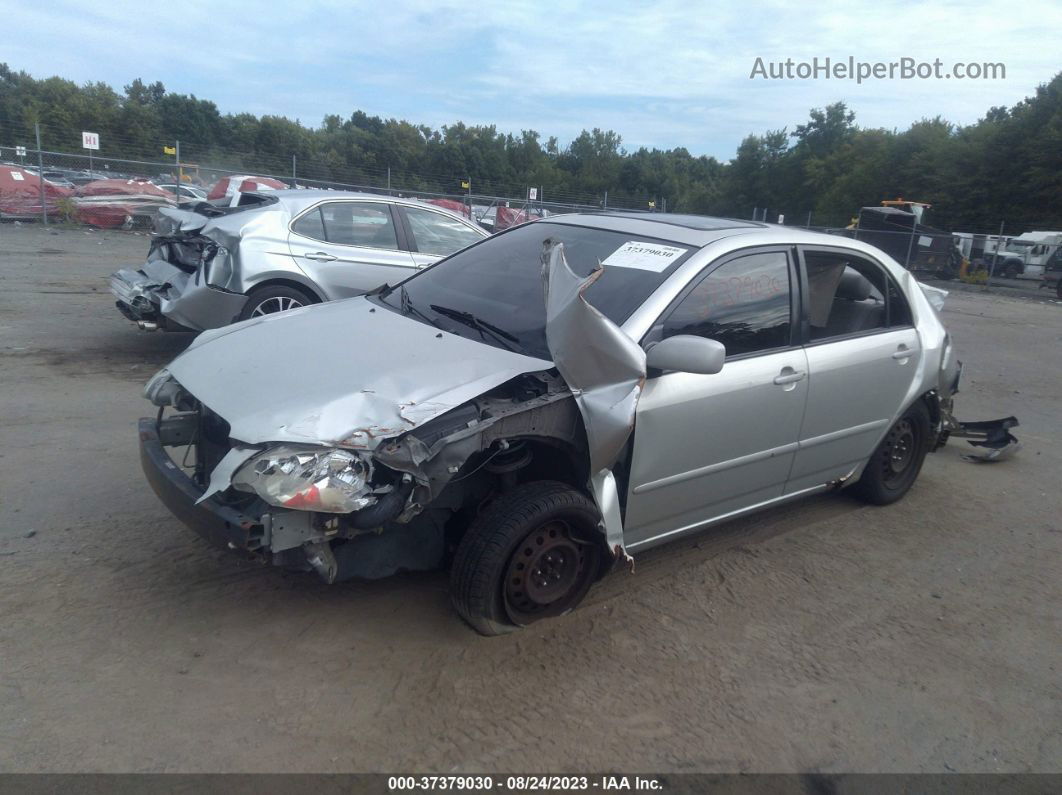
[1,63,1058,231]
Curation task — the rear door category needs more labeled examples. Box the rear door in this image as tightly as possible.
[398,205,487,268]
[288,200,416,298]
[623,247,810,549]
[786,246,921,493]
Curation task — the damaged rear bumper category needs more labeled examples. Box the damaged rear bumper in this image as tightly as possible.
[110,268,162,323]
[935,360,1021,461]
[110,263,247,332]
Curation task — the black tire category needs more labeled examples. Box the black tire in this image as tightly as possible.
[1056,280,1062,300]
[851,400,931,505]
[1003,263,1020,279]
[450,481,604,636]
[237,284,315,321]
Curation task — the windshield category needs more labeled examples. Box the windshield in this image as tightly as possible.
[374,220,698,359]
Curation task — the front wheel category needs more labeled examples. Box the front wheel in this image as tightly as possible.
[850,401,931,505]
[237,285,315,321]
[450,481,604,636]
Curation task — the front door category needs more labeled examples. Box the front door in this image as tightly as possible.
[623,248,809,549]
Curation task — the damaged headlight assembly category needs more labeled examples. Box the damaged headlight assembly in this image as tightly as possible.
[232,446,375,513]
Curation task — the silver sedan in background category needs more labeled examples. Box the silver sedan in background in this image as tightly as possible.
[110,190,488,331]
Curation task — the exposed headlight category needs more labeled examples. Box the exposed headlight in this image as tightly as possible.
[232,446,374,513]
[143,368,188,407]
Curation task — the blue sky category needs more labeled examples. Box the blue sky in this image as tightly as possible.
[3,0,1060,159]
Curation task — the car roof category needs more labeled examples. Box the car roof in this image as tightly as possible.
[535,211,774,247]
[267,189,481,225]
[537,212,900,257]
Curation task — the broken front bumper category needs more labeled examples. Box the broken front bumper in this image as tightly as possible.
[139,415,445,581]
[138,417,267,554]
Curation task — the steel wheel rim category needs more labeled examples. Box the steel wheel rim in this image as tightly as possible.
[503,520,593,625]
[882,418,916,485]
[251,296,303,317]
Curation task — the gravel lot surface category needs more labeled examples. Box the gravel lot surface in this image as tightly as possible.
[1,224,1059,773]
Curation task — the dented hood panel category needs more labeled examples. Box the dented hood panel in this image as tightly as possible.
[167,297,550,447]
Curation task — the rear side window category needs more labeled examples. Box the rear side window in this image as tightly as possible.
[292,207,326,241]
[803,251,910,340]
[657,251,792,357]
[319,202,399,249]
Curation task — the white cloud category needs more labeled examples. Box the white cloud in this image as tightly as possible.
[1,0,1058,158]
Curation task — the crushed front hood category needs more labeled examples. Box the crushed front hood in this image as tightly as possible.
[166,297,551,448]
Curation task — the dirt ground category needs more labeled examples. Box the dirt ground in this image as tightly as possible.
[0,224,1059,774]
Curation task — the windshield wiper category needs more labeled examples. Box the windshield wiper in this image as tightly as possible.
[428,303,520,351]
[398,285,442,329]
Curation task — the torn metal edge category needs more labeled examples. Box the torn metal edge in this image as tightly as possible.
[542,239,646,563]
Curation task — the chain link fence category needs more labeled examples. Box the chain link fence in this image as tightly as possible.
[4,133,1057,293]
[0,131,654,232]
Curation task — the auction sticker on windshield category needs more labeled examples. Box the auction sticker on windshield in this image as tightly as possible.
[602,241,688,272]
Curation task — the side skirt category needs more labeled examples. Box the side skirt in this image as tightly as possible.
[625,482,835,553]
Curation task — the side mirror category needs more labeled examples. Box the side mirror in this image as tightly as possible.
[645,335,726,375]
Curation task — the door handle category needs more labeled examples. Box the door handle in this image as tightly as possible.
[891,345,913,360]
[773,370,806,386]
[303,251,336,262]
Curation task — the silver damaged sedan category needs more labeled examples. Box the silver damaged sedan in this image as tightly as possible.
[110,190,487,331]
[139,212,966,635]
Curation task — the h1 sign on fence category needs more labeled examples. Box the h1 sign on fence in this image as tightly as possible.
[15,146,26,157]
[81,131,100,150]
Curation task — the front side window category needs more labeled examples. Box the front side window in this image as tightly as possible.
[404,206,483,257]
[656,251,792,357]
[308,202,398,249]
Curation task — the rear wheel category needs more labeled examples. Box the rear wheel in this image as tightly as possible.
[850,401,931,505]
[1056,280,1062,300]
[450,481,604,636]
[238,285,315,321]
